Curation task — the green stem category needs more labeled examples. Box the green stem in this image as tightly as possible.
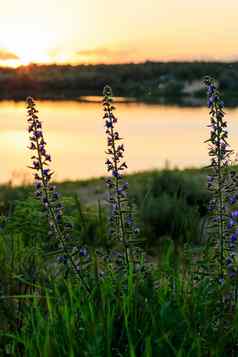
[215,104,224,278]
[107,101,130,267]
[33,119,91,294]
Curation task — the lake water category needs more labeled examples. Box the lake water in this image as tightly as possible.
[1,99,238,184]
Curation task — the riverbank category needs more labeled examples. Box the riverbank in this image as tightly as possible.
[0,167,211,248]
[1,61,238,105]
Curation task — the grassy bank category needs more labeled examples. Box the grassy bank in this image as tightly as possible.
[2,167,238,356]
[0,167,211,249]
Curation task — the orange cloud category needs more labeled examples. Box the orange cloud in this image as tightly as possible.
[0,49,19,61]
[76,47,131,62]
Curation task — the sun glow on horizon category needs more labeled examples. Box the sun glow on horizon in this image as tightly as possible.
[1,26,59,67]
[1,0,238,68]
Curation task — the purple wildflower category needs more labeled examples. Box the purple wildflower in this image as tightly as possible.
[231,211,238,219]
[227,219,235,229]
[102,86,140,266]
[229,196,237,205]
[231,233,237,242]
[79,248,88,257]
[204,77,236,281]
[26,97,90,292]
[26,97,67,235]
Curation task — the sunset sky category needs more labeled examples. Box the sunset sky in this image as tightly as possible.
[0,0,237,67]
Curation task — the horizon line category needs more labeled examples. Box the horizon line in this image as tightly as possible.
[1,58,238,69]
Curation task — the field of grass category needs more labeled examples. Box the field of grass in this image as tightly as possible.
[1,78,238,356]
[1,169,237,356]
[0,168,221,356]
[0,167,211,249]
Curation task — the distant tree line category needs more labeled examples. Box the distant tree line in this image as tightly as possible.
[0,61,237,102]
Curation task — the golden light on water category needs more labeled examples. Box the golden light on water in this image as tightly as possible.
[1,100,238,185]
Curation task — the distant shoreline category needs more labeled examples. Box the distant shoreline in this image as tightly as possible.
[0,61,237,106]
[0,94,237,108]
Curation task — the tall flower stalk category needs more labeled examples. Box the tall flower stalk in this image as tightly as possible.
[102,86,139,267]
[224,172,238,283]
[204,77,237,281]
[26,97,89,291]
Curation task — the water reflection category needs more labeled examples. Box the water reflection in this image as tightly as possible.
[0,100,237,184]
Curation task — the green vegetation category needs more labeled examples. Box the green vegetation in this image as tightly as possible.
[0,168,211,248]
[0,167,231,356]
[1,61,238,103]
[1,78,238,356]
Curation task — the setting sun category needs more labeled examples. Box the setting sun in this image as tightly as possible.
[1,25,58,66]
[0,0,238,67]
